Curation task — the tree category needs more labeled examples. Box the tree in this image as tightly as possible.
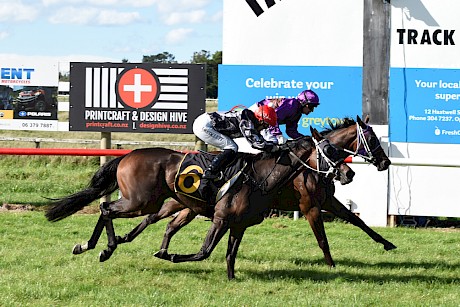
[191,50,211,64]
[190,50,222,99]
[142,52,177,64]
[140,50,222,98]
[59,72,69,82]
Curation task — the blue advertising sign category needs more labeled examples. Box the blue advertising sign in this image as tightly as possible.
[389,68,460,144]
[218,65,362,136]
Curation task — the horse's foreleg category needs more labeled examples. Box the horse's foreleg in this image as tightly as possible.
[154,208,197,260]
[324,196,397,251]
[167,217,229,263]
[226,228,246,280]
[72,214,106,255]
[306,206,335,268]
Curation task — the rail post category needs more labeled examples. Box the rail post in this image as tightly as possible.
[100,132,112,204]
[195,136,207,152]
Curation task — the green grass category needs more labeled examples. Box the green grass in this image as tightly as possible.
[0,155,102,206]
[0,213,459,306]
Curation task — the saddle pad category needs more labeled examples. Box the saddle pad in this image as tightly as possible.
[174,152,247,202]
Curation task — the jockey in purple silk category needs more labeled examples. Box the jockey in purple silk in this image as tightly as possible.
[249,89,320,143]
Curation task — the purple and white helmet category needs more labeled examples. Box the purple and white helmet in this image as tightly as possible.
[297,90,320,107]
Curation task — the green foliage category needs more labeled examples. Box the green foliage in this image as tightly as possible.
[190,50,222,99]
[142,52,177,64]
[58,72,69,82]
[0,214,459,306]
[141,50,222,98]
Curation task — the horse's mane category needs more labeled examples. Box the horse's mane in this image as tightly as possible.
[319,117,356,136]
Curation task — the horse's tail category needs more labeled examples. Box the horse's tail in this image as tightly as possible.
[45,155,125,222]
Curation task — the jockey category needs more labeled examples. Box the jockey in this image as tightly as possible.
[193,105,279,183]
[249,89,320,143]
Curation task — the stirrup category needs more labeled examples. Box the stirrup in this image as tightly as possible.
[202,171,222,181]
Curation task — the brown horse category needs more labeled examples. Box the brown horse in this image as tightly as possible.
[45,127,354,279]
[115,115,394,270]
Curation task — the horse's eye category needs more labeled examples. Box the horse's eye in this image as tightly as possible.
[369,137,378,148]
[324,145,336,157]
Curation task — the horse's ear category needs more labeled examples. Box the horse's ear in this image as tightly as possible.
[357,115,366,128]
[364,115,370,124]
[310,126,321,140]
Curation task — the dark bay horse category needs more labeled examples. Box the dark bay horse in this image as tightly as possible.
[45,127,354,279]
[115,115,395,270]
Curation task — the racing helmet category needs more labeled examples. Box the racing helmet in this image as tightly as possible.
[297,90,320,107]
[254,105,277,127]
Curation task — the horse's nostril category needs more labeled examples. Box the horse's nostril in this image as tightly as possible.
[347,170,355,179]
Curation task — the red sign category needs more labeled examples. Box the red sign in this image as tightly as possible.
[116,68,160,109]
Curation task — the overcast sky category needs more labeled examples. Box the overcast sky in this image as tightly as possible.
[0,0,222,71]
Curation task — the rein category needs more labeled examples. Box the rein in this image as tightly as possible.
[245,138,339,193]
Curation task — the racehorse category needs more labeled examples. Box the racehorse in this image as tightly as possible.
[45,127,354,279]
[114,115,395,270]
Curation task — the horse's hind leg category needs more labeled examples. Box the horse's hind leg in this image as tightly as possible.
[73,200,123,262]
[323,196,397,251]
[116,199,186,245]
[99,217,118,262]
[72,213,106,255]
[154,207,197,260]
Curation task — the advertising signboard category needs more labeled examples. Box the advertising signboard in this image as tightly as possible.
[69,63,206,133]
[220,0,364,135]
[0,57,58,131]
[218,65,362,133]
[389,0,460,144]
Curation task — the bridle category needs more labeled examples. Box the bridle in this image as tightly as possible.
[342,123,382,164]
[289,138,343,179]
[247,137,344,193]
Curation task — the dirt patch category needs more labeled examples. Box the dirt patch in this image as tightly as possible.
[0,203,100,215]
[0,204,35,212]
[77,205,100,215]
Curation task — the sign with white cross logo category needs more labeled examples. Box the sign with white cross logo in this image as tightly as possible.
[69,62,206,133]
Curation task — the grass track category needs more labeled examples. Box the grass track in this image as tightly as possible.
[0,212,459,306]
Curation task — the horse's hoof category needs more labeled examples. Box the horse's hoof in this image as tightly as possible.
[99,250,111,262]
[115,235,125,244]
[72,244,83,255]
[384,243,397,251]
[153,249,170,261]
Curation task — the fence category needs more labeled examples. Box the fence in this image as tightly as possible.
[0,136,195,149]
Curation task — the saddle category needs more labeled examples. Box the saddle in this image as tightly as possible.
[174,151,249,204]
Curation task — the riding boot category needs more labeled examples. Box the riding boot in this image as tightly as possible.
[202,149,236,180]
[201,149,236,205]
